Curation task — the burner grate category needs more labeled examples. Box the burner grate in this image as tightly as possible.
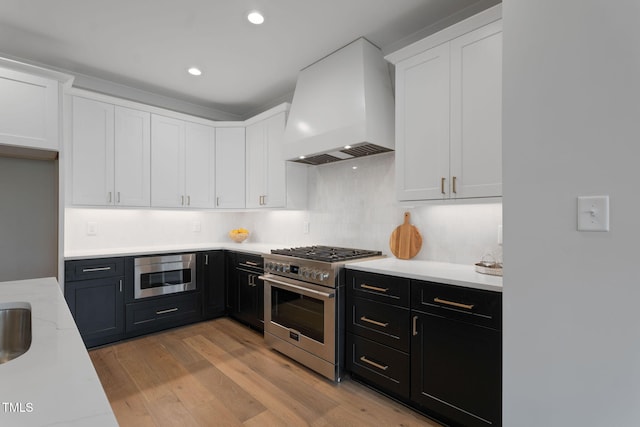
[271,245,382,262]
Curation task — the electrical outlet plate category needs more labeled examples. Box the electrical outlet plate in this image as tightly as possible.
[577,195,609,231]
[87,221,97,236]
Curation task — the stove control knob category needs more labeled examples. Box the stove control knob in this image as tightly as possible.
[319,272,328,281]
[283,264,290,273]
[311,270,318,279]
[303,268,310,278]
[267,262,274,271]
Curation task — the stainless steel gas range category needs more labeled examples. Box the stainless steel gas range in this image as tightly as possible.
[260,246,384,382]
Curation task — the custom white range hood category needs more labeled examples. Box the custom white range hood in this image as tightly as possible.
[284,38,395,165]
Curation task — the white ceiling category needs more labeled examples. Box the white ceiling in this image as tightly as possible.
[0,0,499,119]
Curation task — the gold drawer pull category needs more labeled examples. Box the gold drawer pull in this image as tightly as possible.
[434,297,474,310]
[360,356,389,371]
[360,316,389,328]
[360,283,389,293]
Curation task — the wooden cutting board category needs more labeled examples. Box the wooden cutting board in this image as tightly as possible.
[389,212,422,259]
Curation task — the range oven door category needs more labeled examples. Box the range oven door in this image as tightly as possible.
[262,273,336,363]
[134,254,196,299]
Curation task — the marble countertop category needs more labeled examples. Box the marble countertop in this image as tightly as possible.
[66,244,502,292]
[346,258,503,292]
[64,242,279,260]
[0,277,117,426]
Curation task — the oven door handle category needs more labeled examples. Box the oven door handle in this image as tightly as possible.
[260,275,335,299]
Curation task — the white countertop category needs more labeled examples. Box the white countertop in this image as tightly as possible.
[346,258,503,292]
[0,277,118,427]
[64,242,278,260]
[66,244,502,292]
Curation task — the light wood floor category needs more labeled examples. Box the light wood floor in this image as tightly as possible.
[89,318,441,427]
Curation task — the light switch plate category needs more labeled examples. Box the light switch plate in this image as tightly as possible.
[577,196,609,231]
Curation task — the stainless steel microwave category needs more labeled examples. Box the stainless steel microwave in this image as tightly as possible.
[133,253,196,299]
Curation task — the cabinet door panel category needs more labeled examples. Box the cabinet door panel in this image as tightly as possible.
[450,20,502,199]
[215,127,245,208]
[411,311,501,427]
[201,251,225,318]
[0,67,58,151]
[395,43,450,201]
[151,115,185,207]
[71,97,114,205]
[245,121,267,208]
[65,276,124,346]
[264,112,286,207]
[185,123,216,208]
[114,106,150,206]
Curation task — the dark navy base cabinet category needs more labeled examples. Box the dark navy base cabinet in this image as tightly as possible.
[64,257,125,348]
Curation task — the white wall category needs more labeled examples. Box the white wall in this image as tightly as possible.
[0,157,58,281]
[65,153,502,265]
[503,1,640,425]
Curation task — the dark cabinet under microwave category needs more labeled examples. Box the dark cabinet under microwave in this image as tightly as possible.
[133,253,196,299]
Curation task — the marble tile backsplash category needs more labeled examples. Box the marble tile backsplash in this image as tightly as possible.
[65,153,502,265]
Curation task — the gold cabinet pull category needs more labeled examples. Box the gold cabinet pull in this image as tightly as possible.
[441,177,446,194]
[434,297,474,310]
[452,176,457,194]
[360,283,389,293]
[360,356,388,371]
[360,316,389,328]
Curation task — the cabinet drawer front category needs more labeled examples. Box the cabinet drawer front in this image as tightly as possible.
[347,297,410,352]
[234,252,263,270]
[65,257,124,281]
[347,270,409,307]
[125,292,201,333]
[347,333,410,400]
[411,280,501,330]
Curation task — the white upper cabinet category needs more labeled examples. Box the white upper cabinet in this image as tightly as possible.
[151,115,186,208]
[395,43,451,200]
[246,112,286,208]
[114,106,151,206]
[449,21,502,199]
[388,6,502,201]
[215,127,245,209]
[151,114,216,208]
[71,97,151,206]
[185,122,216,208]
[0,66,60,152]
[72,97,114,205]
[246,108,306,209]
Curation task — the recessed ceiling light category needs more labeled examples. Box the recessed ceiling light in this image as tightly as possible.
[344,145,352,149]
[247,11,264,25]
[299,155,306,160]
[188,67,202,76]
